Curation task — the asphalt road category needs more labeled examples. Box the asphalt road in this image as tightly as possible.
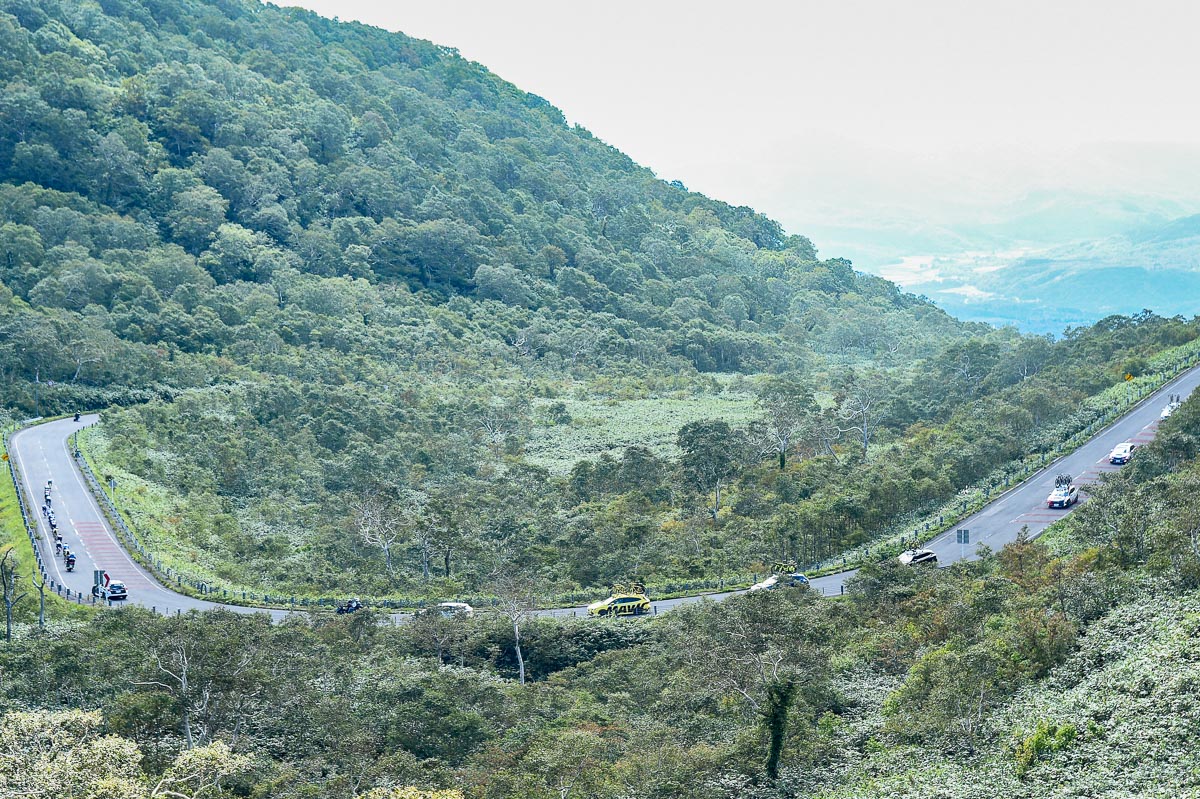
[801,364,1200,596]
[11,415,286,621]
[10,364,1200,621]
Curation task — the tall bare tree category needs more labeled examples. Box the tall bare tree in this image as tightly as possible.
[680,594,828,781]
[836,371,889,459]
[491,569,537,686]
[754,376,816,470]
[1,548,27,642]
[426,484,467,579]
[134,615,265,750]
[349,490,408,578]
[30,565,46,630]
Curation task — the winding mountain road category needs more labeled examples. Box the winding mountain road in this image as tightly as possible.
[11,363,1200,620]
[12,415,288,621]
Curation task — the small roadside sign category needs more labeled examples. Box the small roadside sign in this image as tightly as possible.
[956,529,970,544]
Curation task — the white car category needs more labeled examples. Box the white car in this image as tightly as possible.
[1108,442,1137,464]
[432,601,474,618]
[748,573,810,592]
[898,549,938,566]
[1046,483,1079,508]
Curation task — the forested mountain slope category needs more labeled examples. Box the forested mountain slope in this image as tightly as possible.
[4,3,1200,797]
[0,0,961,404]
[2,0,1199,602]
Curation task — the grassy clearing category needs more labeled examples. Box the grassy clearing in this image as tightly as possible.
[73,426,214,589]
[525,391,760,473]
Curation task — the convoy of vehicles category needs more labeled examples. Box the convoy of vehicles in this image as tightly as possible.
[898,548,938,566]
[21,388,1192,615]
[1046,474,1079,508]
[587,582,651,617]
[1108,442,1137,464]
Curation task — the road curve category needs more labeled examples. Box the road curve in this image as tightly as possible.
[11,363,1200,621]
[11,415,286,621]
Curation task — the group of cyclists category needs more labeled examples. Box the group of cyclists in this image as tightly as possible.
[44,480,75,571]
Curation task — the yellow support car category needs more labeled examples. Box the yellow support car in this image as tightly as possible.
[587,590,651,617]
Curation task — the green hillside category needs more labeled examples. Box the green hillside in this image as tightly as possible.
[3,1,1200,798]
[2,0,1198,603]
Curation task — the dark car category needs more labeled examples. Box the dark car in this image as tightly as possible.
[93,581,128,600]
[749,573,811,592]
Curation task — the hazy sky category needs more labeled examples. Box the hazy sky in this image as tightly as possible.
[282,0,1200,255]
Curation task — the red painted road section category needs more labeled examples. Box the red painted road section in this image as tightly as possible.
[73,520,155,591]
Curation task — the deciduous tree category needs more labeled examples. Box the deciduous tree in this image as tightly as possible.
[677,419,745,523]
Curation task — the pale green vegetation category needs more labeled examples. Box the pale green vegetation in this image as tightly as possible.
[525,390,759,473]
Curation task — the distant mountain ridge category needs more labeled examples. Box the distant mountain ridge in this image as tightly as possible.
[883,210,1200,333]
